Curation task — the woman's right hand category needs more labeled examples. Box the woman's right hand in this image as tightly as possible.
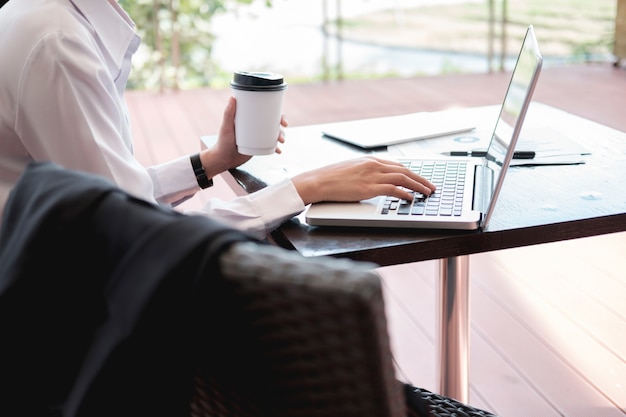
[291,156,436,205]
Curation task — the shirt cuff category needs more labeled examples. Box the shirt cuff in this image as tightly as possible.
[147,155,198,206]
[248,178,306,234]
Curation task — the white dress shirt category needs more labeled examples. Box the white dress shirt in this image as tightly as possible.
[0,0,305,239]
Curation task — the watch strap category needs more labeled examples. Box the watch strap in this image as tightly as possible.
[190,153,213,189]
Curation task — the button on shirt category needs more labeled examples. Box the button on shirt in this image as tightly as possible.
[0,0,304,239]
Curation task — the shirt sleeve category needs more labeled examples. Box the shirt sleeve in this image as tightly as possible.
[147,155,199,206]
[15,30,156,204]
[183,178,306,240]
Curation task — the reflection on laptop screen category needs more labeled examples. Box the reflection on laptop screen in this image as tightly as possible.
[483,26,543,222]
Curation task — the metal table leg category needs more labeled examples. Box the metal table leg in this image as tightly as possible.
[438,255,470,403]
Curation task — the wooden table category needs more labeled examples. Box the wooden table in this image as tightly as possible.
[210,102,626,402]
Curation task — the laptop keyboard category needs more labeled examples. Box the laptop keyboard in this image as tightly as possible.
[381,160,467,216]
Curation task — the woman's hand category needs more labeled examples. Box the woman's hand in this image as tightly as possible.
[199,96,287,177]
[292,156,437,205]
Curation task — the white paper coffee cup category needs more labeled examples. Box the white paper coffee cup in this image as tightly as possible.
[230,71,288,156]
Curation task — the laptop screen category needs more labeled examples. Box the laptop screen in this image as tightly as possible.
[482,25,543,225]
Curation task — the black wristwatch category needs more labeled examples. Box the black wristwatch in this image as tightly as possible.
[190,153,213,189]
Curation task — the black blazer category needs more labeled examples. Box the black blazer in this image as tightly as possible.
[0,162,256,417]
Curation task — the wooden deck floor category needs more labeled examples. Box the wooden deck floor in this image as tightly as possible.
[125,63,626,416]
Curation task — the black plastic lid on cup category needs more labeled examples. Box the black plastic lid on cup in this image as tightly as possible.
[230,71,287,92]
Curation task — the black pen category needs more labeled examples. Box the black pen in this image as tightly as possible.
[442,150,536,159]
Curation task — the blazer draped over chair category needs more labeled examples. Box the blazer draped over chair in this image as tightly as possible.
[0,162,255,417]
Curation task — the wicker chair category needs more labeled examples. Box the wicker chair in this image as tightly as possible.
[190,241,498,417]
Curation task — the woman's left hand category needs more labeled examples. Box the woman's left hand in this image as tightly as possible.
[200,96,287,177]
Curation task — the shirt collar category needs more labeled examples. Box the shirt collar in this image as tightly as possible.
[69,0,139,68]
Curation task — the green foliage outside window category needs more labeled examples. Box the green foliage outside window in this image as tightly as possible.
[119,0,271,91]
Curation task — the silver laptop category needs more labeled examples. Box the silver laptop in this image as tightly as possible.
[305,25,543,230]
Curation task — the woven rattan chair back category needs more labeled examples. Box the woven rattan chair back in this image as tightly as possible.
[191,241,406,417]
[190,241,500,417]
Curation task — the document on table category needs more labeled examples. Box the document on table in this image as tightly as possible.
[392,125,591,166]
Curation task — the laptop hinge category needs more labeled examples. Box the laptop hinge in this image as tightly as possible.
[472,163,493,213]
